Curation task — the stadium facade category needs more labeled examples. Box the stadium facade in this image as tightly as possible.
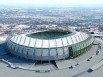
[6,30,94,61]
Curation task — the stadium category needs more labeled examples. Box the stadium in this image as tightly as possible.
[6,30,94,61]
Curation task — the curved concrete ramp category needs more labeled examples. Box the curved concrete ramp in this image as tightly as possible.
[55,59,76,69]
[89,59,103,71]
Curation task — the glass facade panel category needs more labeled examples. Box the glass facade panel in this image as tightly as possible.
[64,47,69,55]
[57,48,63,55]
[17,45,22,54]
[35,49,42,56]
[42,49,49,56]
[28,48,34,57]
[14,45,18,52]
[50,48,57,56]
[23,47,27,56]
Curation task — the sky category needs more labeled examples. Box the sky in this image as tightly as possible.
[0,0,103,7]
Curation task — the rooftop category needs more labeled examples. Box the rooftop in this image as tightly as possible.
[27,30,73,39]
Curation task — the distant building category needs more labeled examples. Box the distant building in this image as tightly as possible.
[90,31,103,38]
